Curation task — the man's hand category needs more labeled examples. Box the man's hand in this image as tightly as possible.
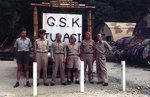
[14,52,17,58]
[80,57,83,61]
[14,48,18,58]
[93,57,95,62]
[52,58,55,63]
[63,58,66,63]
[102,55,106,60]
[33,55,36,62]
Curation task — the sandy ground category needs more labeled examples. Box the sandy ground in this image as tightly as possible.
[0,60,150,97]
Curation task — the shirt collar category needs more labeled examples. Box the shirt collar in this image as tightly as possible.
[85,39,92,42]
[70,43,76,45]
[97,40,103,44]
[39,38,45,41]
[57,41,62,43]
[20,37,27,40]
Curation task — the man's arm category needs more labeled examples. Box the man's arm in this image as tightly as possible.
[80,43,83,61]
[29,39,33,52]
[63,44,66,63]
[78,45,80,56]
[14,48,18,54]
[93,41,96,61]
[104,41,112,52]
[47,39,50,52]
[14,40,18,54]
[66,45,68,57]
[51,43,55,63]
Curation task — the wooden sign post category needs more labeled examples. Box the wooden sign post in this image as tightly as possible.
[31,0,95,41]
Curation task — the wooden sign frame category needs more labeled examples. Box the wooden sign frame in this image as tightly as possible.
[31,0,95,40]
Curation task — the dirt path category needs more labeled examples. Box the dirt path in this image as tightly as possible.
[0,60,150,97]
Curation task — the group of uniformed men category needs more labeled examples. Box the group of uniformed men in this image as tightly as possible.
[13,28,112,88]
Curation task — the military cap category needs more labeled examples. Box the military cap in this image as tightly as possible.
[70,35,76,39]
[38,29,46,34]
[70,35,76,42]
[97,33,102,37]
[85,31,91,35]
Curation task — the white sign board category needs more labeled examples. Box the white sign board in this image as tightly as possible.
[43,13,82,45]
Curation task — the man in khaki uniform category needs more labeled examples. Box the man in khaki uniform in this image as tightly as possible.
[66,35,80,85]
[80,32,95,83]
[34,29,49,86]
[50,33,66,86]
[95,34,112,86]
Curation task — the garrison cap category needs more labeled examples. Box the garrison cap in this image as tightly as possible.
[38,29,46,34]
[70,35,76,39]
[97,33,102,37]
[85,31,91,35]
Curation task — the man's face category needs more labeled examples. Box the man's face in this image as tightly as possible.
[97,36,102,42]
[21,31,27,38]
[71,37,76,44]
[57,34,62,41]
[85,34,90,40]
[39,33,45,38]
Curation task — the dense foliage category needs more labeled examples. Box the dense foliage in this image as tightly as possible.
[0,0,150,45]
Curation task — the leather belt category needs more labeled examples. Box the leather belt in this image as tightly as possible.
[37,51,47,53]
[18,51,29,53]
[68,55,78,56]
[83,53,93,54]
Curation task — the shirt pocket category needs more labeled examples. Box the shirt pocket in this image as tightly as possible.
[67,46,72,52]
[37,42,41,49]
[59,43,64,51]
[82,43,87,48]
[53,44,58,51]
[24,41,29,49]
[74,46,79,52]
[88,43,94,51]
[43,41,48,50]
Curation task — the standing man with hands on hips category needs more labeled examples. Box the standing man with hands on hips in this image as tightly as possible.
[95,34,112,86]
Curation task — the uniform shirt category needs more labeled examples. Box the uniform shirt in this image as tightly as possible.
[14,37,32,52]
[51,41,66,58]
[34,38,49,53]
[95,40,112,54]
[66,44,80,56]
[80,39,95,54]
